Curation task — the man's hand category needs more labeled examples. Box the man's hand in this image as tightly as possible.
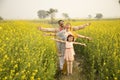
[38,26,42,30]
[85,22,91,26]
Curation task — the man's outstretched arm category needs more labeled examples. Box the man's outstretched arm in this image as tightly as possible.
[38,27,59,33]
[72,23,91,31]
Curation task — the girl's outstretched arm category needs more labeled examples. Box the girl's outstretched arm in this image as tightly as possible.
[38,26,59,32]
[51,38,65,43]
[72,23,91,31]
[73,42,86,46]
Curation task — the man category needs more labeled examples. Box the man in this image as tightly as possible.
[38,20,91,72]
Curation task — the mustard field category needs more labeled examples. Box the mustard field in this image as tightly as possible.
[0,20,120,80]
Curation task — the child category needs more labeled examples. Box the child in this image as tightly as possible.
[52,34,86,75]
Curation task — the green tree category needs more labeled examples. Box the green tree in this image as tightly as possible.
[62,13,69,20]
[0,16,3,20]
[37,10,48,19]
[95,13,103,19]
[88,14,92,19]
[47,8,58,23]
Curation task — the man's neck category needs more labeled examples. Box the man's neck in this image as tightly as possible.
[60,25,64,28]
[59,26,64,29]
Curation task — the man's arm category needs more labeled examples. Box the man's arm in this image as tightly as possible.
[72,23,91,31]
[44,33,56,36]
[38,27,59,33]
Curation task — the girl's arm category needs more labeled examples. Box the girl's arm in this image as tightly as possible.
[38,26,59,32]
[77,34,92,40]
[73,42,86,46]
[72,23,91,31]
[51,38,66,43]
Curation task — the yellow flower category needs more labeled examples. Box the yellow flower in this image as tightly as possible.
[103,62,106,66]
[21,75,26,79]
[117,70,120,73]
[6,37,9,40]
[114,77,118,80]
[34,69,38,73]
[0,68,2,71]
[11,60,14,63]
[10,70,15,74]
[0,27,2,30]
[30,76,34,80]
[9,75,13,79]
[4,55,8,59]
[106,76,108,80]
[17,58,20,61]
[37,78,41,80]
[4,77,7,80]
[34,61,37,64]
[14,64,18,68]
[15,72,19,76]
[28,63,31,67]
[21,70,25,73]
[32,72,36,76]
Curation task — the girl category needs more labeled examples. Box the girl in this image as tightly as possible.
[52,34,86,75]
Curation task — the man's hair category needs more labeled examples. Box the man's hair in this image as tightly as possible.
[58,20,64,24]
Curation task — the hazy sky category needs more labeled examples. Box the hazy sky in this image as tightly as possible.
[0,0,120,19]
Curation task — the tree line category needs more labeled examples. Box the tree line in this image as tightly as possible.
[37,8,103,20]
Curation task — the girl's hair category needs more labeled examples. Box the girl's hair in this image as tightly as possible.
[67,34,74,41]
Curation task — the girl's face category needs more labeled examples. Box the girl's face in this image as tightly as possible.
[68,36,74,42]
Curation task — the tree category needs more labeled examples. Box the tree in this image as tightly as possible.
[95,13,103,19]
[0,16,3,20]
[88,14,92,19]
[62,13,69,20]
[37,10,48,19]
[47,8,58,23]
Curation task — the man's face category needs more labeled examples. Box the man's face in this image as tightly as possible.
[59,21,64,27]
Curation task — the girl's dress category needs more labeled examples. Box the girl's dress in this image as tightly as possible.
[64,41,75,61]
